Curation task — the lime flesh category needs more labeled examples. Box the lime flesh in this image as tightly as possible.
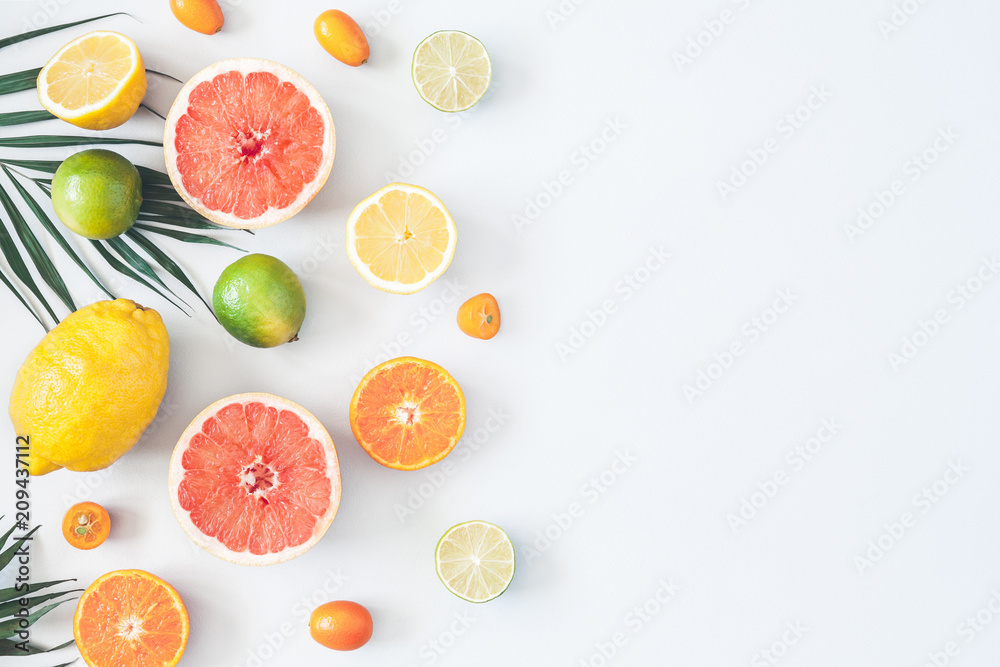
[435,520,515,603]
[213,254,306,348]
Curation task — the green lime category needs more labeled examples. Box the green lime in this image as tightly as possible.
[435,520,515,603]
[213,254,306,348]
[51,149,142,240]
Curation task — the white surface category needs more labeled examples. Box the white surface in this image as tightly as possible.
[1,1,1000,665]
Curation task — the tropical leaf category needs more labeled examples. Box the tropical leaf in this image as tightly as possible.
[0,579,76,605]
[134,165,173,186]
[0,196,57,324]
[134,223,244,250]
[0,589,80,620]
[0,636,75,656]
[0,12,130,51]
[127,228,210,311]
[0,68,41,96]
[0,525,39,574]
[146,69,182,83]
[12,176,115,299]
[0,166,75,312]
[0,135,160,149]
[0,110,55,127]
[0,602,64,641]
[0,158,60,173]
[89,240,185,313]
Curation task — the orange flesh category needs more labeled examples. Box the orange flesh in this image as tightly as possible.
[352,359,465,468]
[173,70,326,220]
[62,502,110,549]
[75,571,188,667]
[177,401,332,555]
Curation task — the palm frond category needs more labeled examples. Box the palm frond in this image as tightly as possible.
[0,166,75,312]
[90,240,187,313]
[0,135,160,148]
[0,110,54,127]
[0,68,41,96]
[127,228,210,311]
[0,12,131,51]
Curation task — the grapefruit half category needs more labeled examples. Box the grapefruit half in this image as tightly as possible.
[168,393,341,566]
[163,58,335,229]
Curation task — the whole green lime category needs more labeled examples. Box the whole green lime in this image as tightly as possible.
[51,149,142,240]
[213,254,307,348]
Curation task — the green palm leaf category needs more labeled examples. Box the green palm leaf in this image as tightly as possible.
[0,166,75,312]
[0,12,130,51]
[127,228,211,311]
[0,68,41,96]
[90,240,187,313]
[0,637,75,656]
[0,135,160,148]
[12,176,115,299]
[0,110,55,126]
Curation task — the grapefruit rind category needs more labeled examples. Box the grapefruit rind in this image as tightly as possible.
[349,356,466,470]
[345,183,457,295]
[163,58,335,229]
[168,393,341,567]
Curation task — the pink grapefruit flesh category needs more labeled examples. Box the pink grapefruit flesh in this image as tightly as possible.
[168,393,341,566]
[164,58,335,229]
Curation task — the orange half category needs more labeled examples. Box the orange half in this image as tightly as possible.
[350,357,466,470]
[74,569,189,667]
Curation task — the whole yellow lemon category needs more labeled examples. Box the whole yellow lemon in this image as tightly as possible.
[9,299,169,475]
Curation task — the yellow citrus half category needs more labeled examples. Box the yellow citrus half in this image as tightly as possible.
[37,31,146,130]
[346,183,457,294]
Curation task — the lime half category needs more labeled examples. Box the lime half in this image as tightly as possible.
[412,31,492,112]
[435,520,514,603]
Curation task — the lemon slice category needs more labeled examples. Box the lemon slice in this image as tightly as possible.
[435,520,515,603]
[346,183,457,294]
[412,30,492,112]
[37,31,147,131]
